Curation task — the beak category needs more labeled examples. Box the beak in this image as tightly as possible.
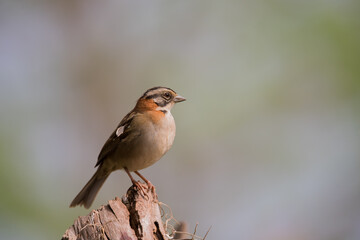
[174,95,186,103]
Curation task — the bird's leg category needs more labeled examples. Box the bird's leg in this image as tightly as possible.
[134,171,156,196]
[124,168,147,197]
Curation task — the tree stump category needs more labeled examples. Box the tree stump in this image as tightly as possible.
[62,183,168,240]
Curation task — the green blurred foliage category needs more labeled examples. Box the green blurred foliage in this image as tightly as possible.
[0,1,359,239]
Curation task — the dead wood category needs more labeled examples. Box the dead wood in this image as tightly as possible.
[62,183,168,240]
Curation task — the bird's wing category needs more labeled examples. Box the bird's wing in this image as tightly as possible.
[95,110,137,167]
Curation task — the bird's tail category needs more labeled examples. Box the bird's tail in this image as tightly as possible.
[69,168,109,209]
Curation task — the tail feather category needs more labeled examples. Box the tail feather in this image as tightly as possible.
[70,169,109,209]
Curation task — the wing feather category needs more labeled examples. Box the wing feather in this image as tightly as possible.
[95,111,136,167]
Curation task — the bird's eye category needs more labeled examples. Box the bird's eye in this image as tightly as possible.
[163,92,171,100]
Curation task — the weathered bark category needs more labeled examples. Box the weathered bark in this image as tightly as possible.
[62,183,168,240]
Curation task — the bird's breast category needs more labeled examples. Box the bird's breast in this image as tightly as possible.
[117,111,176,171]
[152,111,176,154]
[142,111,176,159]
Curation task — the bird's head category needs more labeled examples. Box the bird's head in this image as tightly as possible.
[136,87,186,112]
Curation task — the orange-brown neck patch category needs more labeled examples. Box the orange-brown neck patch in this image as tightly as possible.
[148,110,165,123]
[135,98,158,111]
[135,99,165,123]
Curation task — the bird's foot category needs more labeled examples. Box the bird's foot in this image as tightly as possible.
[133,171,158,200]
[132,180,147,197]
[144,180,158,200]
[132,180,157,200]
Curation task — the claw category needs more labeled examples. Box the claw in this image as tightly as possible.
[134,171,158,200]
[133,181,147,197]
[145,181,157,200]
[125,168,158,200]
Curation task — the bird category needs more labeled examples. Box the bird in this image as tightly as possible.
[70,87,186,209]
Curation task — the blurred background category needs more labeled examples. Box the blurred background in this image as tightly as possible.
[1,0,360,239]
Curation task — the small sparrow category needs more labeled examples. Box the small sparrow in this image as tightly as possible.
[70,87,185,208]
